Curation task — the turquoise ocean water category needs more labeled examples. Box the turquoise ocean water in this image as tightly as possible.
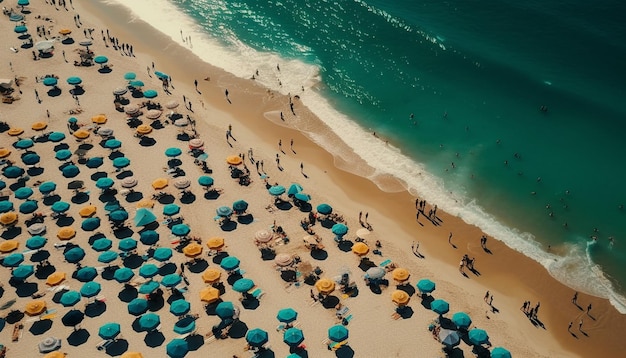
[110,0,626,311]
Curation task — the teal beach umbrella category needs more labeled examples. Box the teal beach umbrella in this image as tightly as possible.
[417,279,436,294]
[64,247,86,263]
[169,299,190,316]
[134,208,157,226]
[246,328,269,347]
[153,247,172,262]
[51,201,70,213]
[55,149,72,161]
[139,312,161,331]
[76,266,98,282]
[232,278,254,293]
[166,338,188,358]
[220,256,240,271]
[161,273,182,288]
[491,347,512,358]
[26,236,47,250]
[328,325,349,342]
[114,267,135,283]
[60,290,82,307]
[128,298,148,316]
[98,250,118,264]
[98,322,121,340]
[80,281,102,298]
[276,308,297,323]
[92,237,112,252]
[95,177,114,189]
[19,200,38,214]
[81,217,101,231]
[283,327,304,346]
[139,264,159,278]
[140,230,159,245]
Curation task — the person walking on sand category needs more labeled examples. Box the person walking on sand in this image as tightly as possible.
[278,139,282,151]
[290,139,294,152]
[484,291,490,302]
[572,291,578,305]
[448,232,453,244]
[568,321,573,332]
[587,303,592,314]
[579,319,583,331]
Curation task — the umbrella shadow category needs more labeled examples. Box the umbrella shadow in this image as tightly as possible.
[237,214,254,225]
[157,194,175,205]
[180,192,196,204]
[256,349,276,358]
[122,255,144,269]
[147,297,165,312]
[5,310,24,324]
[42,195,62,205]
[91,171,108,181]
[212,252,229,265]
[101,266,119,281]
[52,289,68,303]
[85,301,107,317]
[227,273,244,286]
[320,218,337,229]
[71,192,90,204]
[62,38,75,45]
[188,259,208,273]
[31,250,51,263]
[1,227,22,239]
[397,283,416,297]
[298,202,312,213]
[125,191,143,203]
[118,286,138,302]
[204,299,224,316]
[131,316,144,332]
[56,216,75,227]
[420,295,435,309]
[220,220,238,232]
[337,240,353,252]
[396,305,414,319]
[27,167,45,176]
[276,201,293,211]
[34,265,56,279]
[310,249,328,261]
[29,319,53,335]
[289,347,309,357]
[204,191,221,200]
[47,88,62,97]
[144,330,165,347]
[114,227,135,239]
[260,248,276,261]
[98,67,113,74]
[241,297,260,310]
[139,137,156,147]
[158,262,178,275]
[227,320,248,339]
[15,281,39,297]
[336,345,355,358]
[105,338,129,356]
[321,295,340,309]
[67,328,90,346]
[186,333,205,351]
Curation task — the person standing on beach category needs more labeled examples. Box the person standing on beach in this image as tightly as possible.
[278,139,282,151]
[448,232,453,244]
[579,319,583,331]
[587,303,592,314]
[290,139,294,152]
[568,321,573,332]
[484,291,490,302]
[572,291,578,305]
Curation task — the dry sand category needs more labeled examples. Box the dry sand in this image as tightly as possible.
[0,1,624,357]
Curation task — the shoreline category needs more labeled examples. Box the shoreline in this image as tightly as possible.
[0,0,623,356]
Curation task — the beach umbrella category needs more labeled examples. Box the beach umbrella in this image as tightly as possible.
[197,176,214,187]
[3,166,24,178]
[0,148,10,159]
[51,201,70,214]
[438,329,461,347]
[417,279,436,294]
[38,337,62,353]
[283,327,305,346]
[8,128,24,136]
[12,264,35,280]
[274,253,293,267]
[165,100,180,109]
[35,41,54,53]
[96,177,114,190]
[468,328,489,345]
[91,114,107,124]
[22,153,40,165]
[42,77,58,87]
[143,89,158,98]
[391,290,410,306]
[15,139,34,149]
[114,267,135,283]
[113,88,128,96]
[139,312,161,331]
[164,147,182,157]
[48,132,66,142]
[18,201,34,214]
[246,328,269,347]
[166,339,188,358]
[110,210,129,222]
[57,227,76,240]
[31,121,48,131]
[392,268,410,282]
[328,325,349,342]
[365,267,386,280]
[99,322,121,340]
[67,76,82,85]
[62,164,80,178]
[254,230,273,243]
[79,205,97,218]
[182,243,203,258]
[14,187,33,200]
[199,286,220,303]
[206,237,225,251]
[217,206,233,217]
[55,149,72,161]
[0,212,18,225]
[351,242,369,256]
[81,217,101,231]
[10,13,24,21]
[112,157,130,169]
[215,301,235,319]
[153,247,172,262]
[430,299,450,315]
[171,224,190,237]
[0,201,13,213]
[128,298,148,316]
[104,139,122,150]
[39,181,57,195]
[62,309,84,328]
[79,39,93,48]
[287,183,304,196]
[161,273,182,288]
[277,308,298,323]
[140,230,159,245]
[139,264,159,279]
[315,278,336,294]
[173,178,190,189]
[151,178,168,190]
[68,117,78,124]
[81,281,102,298]
[0,240,18,253]
[173,317,196,335]
[233,278,255,293]
[130,80,144,87]
[60,290,81,307]
[73,130,91,141]
[169,299,190,316]
[94,55,108,64]
[98,250,118,264]
[201,268,221,284]
[188,138,203,149]
[134,208,157,226]
[14,25,27,33]
[0,180,5,190]
[163,204,180,216]
[121,176,138,188]
[294,192,311,202]
[220,256,240,271]
[24,300,46,316]
[154,71,169,79]
[139,280,160,294]
[268,185,286,196]
[105,201,121,212]
[27,236,47,250]
[86,157,104,168]
[2,253,24,267]
[491,347,512,358]
[92,237,112,252]
[76,266,98,282]
[118,238,137,252]
[331,223,348,236]
[124,72,136,80]
[232,200,248,212]
[45,271,66,286]
[226,155,242,165]
[64,247,86,263]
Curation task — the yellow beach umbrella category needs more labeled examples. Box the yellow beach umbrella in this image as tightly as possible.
[79,205,97,218]
[57,227,76,240]
[73,129,90,139]
[136,199,155,208]
[226,155,242,165]
[91,114,107,124]
[0,147,11,158]
[206,237,225,250]
[202,268,221,284]
[151,178,168,190]
[183,242,203,258]
[46,271,67,286]
[31,121,48,131]
[25,300,47,316]
[392,268,410,282]
[351,242,369,256]
[199,286,220,303]
[0,212,18,225]
[8,127,24,136]
[0,240,19,253]
[44,352,66,358]
[58,28,72,35]
[315,278,336,294]
[391,290,410,306]
[136,124,153,135]
[121,353,143,358]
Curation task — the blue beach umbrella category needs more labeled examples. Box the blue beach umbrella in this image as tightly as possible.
[60,290,82,307]
[17,0,30,7]
[164,147,182,157]
[19,200,38,214]
[217,206,233,217]
[162,204,180,216]
[143,89,158,98]
[14,187,33,200]
[67,117,78,124]
[140,230,159,245]
[98,250,118,264]
[3,166,24,178]
[139,280,160,294]
[169,299,190,316]
[67,76,82,85]
[114,267,135,283]
[294,192,311,202]
[81,217,101,231]
[430,299,450,315]
[55,149,72,161]
[9,13,24,21]
[173,317,196,334]
[128,298,149,316]
[80,281,102,298]
[439,329,461,347]
[276,308,298,323]
[197,176,214,187]
[318,203,334,214]
[42,77,58,86]
[232,200,248,212]
[112,157,130,169]
[161,273,182,288]
[166,338,188,358]
[124,72,136,80]
[139,264,159,279]
[118,238,137,251]
[246,328,269,347]
[64,247,86,263]
[76,266,98,282]
[48,132,65,142]
[287,183,303,196]
[154,71,169,79]
[22,153,40,165]
[26,236,47,250]
[15,139,34,149]
[233,278,255,293]
[417,279,436,294]
[129,80,144,87]
[38,181,57,194]
[14,25,27,34]
[452,312,472,329]
[468,328,489,345]
[99,322,121,340]
[491,347,512,358]
[134,208,157,226]
[2,253,24,267]
[215,301,235,319]
[220,256,240,271]
[331,223,348,236]
[268,185,286,196]
[51,201,70,213]
[109,210,128,222]
[171,224,190,237]
[86,157,104,168]
[94,56,108,64]
[92,237,112,252]
[283,327,305,346]
[12,264,35,280]
[95,177,114,189]
[328,325,349,342]
[104,139,122,149]
[139,312,161,331]
[62,164,80,178]
[153,247,172,262]
[104,201,121,212]
[0,201,13,213]
[0,180,5,190]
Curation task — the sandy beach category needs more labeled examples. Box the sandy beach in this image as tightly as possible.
[1,1,625,358]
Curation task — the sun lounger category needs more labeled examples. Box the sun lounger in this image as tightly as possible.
[250,288,265,299]
[96,339,113,351]
[12,323,23,342]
